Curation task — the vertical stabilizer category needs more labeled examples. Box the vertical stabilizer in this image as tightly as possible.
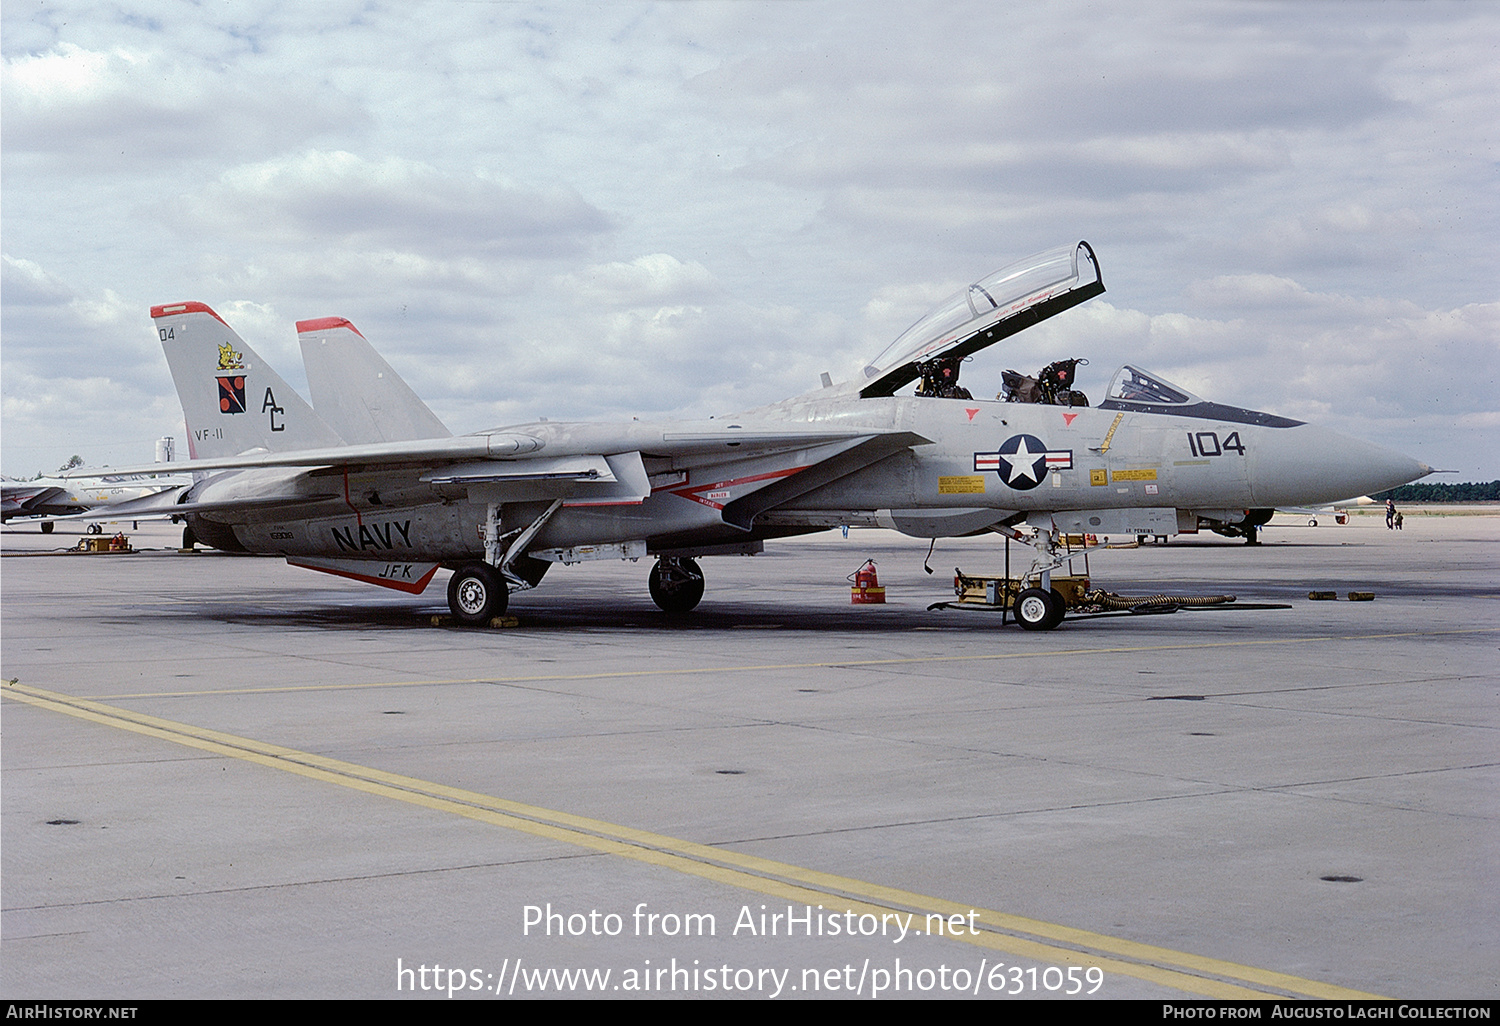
[153,303,345,459]
[297,317,451,443]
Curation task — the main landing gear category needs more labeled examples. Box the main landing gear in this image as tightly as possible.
[444,500,558,625]
[649,556,705,613]
[447,562,508,625]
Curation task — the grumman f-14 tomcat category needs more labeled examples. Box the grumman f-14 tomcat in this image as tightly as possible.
[2,474,171,532]
[75,242,1431,630]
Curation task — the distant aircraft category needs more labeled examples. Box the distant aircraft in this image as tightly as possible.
[3,453,183,533]
[74,242,1430,630]
[1273,497,1378,528]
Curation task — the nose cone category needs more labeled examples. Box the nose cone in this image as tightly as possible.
[1247,425,1431,507]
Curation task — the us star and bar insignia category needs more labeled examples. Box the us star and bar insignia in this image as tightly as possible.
[974,434,1073,491]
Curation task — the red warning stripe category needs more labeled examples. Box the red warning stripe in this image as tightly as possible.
[295,317,365,338]
[151,301,229,326]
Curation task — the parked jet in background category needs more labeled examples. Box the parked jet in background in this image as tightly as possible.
[73,242,1430,629]
[3,453,184,533]
[1274,496,1377,528]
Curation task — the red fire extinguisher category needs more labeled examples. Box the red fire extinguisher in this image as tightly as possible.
[849,559,886,604]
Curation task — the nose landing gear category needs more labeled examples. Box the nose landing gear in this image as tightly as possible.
[1014,586,1067,631]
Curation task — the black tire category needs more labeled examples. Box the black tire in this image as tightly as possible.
[447,562,508,624]
[1045,587,1068,629]
[87,522,102,535]
[183,525,198,548]
[40,521,54,534]
[1015,587,1063,631]
[649,557,705,613]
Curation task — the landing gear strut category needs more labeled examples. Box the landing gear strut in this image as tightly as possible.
[649,556,704,613]
[988,522,1079,631]
[444,500,560,624]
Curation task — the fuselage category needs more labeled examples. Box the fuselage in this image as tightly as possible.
[198,391,1428,564]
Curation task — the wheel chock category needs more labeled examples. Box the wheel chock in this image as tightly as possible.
[1308,591,1337,601]
[429,614,520,628]
[1347,592,1375,602]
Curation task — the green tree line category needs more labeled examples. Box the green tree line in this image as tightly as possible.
[1372,481,1500,502]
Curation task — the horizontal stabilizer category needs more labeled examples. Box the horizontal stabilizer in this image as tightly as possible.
[74,483,340,519]
[63,432,545,478]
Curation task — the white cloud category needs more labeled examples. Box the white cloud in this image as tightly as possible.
[556,254,719,307]
[162,150,612,258]
[2,1,1496,480]
[2,254,73,305]
[2,43,365,168]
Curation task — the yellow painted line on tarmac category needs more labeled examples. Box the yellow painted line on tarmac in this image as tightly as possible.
[76,626,1500,701]
[5,680,1383,1000]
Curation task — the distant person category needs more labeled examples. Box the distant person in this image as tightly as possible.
[1386,498,1396,529]
[1394,511,1404,530]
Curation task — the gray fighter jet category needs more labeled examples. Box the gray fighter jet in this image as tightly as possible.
[77,242,1430,630]
[3,472,183,533]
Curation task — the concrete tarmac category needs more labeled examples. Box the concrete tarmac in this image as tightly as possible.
[3,512,1496,1000]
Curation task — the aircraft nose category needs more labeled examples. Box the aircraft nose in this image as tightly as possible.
[1247,426,1431,507]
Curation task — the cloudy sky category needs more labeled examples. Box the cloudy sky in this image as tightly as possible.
[3,0,1496,481]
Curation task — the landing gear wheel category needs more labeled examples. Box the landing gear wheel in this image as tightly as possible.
[87,522,102,535]
[649,557,705,613]
[1045,587,1068,629]
[1015,587,1065,631]
[447,562,508,625]
[40,521,54,534]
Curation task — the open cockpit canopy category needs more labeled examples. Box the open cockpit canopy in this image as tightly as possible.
[859,241,1103,398]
